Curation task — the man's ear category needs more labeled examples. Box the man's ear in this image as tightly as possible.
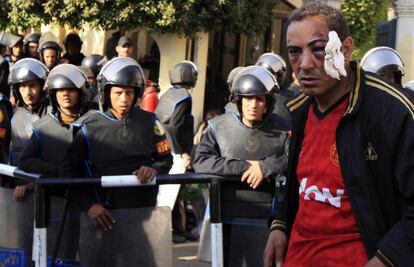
[341,36,354,61]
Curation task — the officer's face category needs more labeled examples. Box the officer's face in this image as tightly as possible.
[19,80,42,110]
[241,95,267,127]
[110,86,135,119]
[66,41,81,55]
[43,49,57,69]
[116,45,133,57]
[381,72,396,83]
[286,16,353,98]
[12,43,23,57]
[56,88,80,112]
[28,42,39,58]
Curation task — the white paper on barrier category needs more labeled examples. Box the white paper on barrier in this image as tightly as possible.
[0,163,17,177]
[211,223,224,267]
[101,175,156,187]
[33,227,47,267]
[32,223,38,261]
[156,153,184,209]
[156,184,181,209]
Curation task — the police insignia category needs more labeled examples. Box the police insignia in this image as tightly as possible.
[0,110,4,123]
[154,120,165,136]
[156,139,171,155]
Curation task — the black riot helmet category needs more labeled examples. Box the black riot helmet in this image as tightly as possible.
[361,46,405,85]
[97,57,145,111]
[226,66,244,101]
[256,53,287,89]
[81,54,104,77]
[23,33,41,55]
[63,33,83,48]
[10,58,48,105]
[45,64,90,111]
[169,61,198,87]
[38,41,62,66]
[233,66,279,120]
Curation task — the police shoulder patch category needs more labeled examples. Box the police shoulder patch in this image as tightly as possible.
[154,120,165,136]
[156,139,171,155]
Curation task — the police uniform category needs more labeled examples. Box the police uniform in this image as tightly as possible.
[19,62,96,176]
[60,107,172,209]
[195,112,289,217]
[155,86,193,154]
[194,65,290,267]
[10,105,49,166]
[0,96,11,166]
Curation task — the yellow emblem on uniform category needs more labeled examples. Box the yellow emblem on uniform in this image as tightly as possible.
[154,120,165,136]
[156,139,171,155]
[0,110,4,123]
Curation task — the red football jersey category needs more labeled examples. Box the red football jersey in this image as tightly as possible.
[284,98,368,267]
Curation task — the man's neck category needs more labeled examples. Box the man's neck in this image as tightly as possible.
[242,117,262,128]
[11,55,20,62]
[110,108,127,120]
[25,103,40,112]
[60,106,80,117]
[315,67,355,113]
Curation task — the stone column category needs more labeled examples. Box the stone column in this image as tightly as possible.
[396,0,414,83]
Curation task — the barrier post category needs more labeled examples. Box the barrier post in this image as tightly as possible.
[34,184,47,267]
[210,178,223,267]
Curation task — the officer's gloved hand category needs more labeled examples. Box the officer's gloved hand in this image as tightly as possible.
[241,160,264,189]
[132,165,157,184]
[87,203,115,231]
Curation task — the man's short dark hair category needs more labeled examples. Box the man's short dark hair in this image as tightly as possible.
[287,1,350,41]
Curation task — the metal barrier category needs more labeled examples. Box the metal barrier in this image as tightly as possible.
[0,163,237,267]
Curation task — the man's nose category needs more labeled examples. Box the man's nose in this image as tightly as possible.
[300,50,315,71]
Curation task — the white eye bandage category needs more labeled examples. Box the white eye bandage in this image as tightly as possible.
[324,31,347,80]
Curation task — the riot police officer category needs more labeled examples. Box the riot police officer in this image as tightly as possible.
[10,58,49,165]
[81,54,105,102]
[59,57,172,266]
[256,53,295,122]
[224,66,244,114]
[23,32,41,59]
[39,41,62,70]
[19,64,94,178]
[62,32,85,66]
[155,61,197,242]
[361,46,405,86]
[9,58,49,198]
[155,60,198,171]
[193,66,290,267]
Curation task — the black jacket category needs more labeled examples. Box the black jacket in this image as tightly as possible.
[270,62,414,266]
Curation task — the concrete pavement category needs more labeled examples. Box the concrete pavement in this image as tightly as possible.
[173,241,210,267]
